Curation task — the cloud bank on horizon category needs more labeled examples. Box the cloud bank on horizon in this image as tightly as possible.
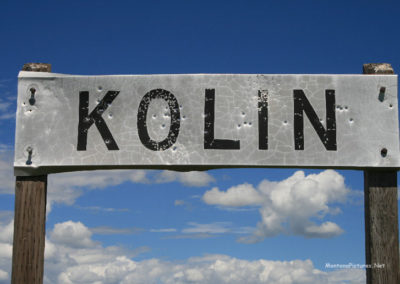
[0,219,365,284]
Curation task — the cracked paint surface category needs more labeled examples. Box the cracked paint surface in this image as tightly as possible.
[14,72,399,175]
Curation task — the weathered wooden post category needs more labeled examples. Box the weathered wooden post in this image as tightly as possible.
[11,63,50,284]
[363,63,399,284]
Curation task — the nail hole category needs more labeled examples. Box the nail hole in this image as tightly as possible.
[381,148,388,157]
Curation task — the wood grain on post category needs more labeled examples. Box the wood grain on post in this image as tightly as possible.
[363,63,399,284]
[11,63,50,284]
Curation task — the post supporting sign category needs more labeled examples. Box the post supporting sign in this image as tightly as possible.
[11,63,399,284]
[363,63,399,284]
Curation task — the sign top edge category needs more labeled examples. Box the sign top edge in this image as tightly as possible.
[18,71,398,79]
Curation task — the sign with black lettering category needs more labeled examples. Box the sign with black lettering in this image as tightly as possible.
[14,72,399,175]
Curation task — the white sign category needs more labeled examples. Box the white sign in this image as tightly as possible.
[14,72,399,175]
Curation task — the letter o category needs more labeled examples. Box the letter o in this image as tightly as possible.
[137,89,181,151]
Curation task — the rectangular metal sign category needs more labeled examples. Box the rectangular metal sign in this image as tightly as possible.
[14,72,399,175]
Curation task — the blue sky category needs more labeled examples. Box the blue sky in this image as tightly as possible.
[0,1,399,283]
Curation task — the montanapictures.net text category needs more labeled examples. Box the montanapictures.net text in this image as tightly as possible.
[325,263,385,269]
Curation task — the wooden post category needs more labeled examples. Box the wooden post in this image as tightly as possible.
[11,63,51,284]
[363,63,399,284]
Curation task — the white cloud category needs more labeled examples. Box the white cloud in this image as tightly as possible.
[50,221,97,248]
[203,170,349,241]
[46,170,215,213]
[0,220,13,244]
[49,246,366,284]
[203,184,263,207]
[0,89,14,120]
[150,228,177,233]
[0,147,14,194]
[90,226,143,235]
[0,101,10,112]
[75,205,130,213]
[174,200,185,206]
[303,222,344,238]
[0,113,14,120]
[0,244,12,260]
[0,269,8,282]
[164,234,215,240]
[182,222,232,234]
[172,222,254,239]
[155,171,215,187]
[0,219,365,284]
[0,220,13,284]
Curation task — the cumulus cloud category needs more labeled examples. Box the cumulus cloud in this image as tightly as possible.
[203,183,263,207]
[50,221,97,248]
[203,170,349,242]
[155,171,215,187]
[0,219,365,284]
